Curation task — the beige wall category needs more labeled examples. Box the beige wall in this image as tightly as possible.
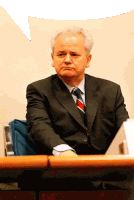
[0,7,134,124]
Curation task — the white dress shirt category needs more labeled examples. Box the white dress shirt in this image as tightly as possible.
[52,77,85,156]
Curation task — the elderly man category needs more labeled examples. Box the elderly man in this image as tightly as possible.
[26,27,129,156]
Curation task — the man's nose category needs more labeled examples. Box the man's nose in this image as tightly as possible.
[64,54,72,63]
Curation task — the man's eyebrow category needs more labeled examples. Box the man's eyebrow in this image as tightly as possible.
[58,51,66,53]
[57,50,78,54]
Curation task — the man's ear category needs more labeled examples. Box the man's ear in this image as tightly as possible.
[51,53,54,67]
[51,53,54,59]
[86,54,92,68]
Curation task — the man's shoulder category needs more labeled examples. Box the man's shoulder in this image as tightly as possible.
[27,74,57,88]
[85,74,120,88]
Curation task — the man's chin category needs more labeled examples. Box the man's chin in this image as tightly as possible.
[59,72,76,78]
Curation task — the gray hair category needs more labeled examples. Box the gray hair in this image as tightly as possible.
[51,26,94,55]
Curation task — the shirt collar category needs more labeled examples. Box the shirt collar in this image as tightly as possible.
[63,76,85,94]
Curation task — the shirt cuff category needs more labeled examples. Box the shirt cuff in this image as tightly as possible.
[52,144,75,156]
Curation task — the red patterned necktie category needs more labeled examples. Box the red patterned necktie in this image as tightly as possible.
[72,87,89,135]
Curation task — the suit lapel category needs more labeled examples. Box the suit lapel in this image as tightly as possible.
[85,74,101,133]
[53,75,86,129]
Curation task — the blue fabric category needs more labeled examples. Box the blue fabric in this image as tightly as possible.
[9,119,36,155]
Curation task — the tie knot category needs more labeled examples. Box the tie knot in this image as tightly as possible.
[72,87,81,98]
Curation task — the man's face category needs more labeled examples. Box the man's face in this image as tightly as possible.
[51,32,92,81]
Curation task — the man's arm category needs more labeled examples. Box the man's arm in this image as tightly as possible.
[26,83,77,156]
[26,83,66,152]
[115,85,129,129]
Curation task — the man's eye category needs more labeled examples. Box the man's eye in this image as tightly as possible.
[71,53,78,56]
[58,54,65,56]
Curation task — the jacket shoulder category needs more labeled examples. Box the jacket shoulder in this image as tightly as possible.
[85,74,120,88]
[27,74,57,90]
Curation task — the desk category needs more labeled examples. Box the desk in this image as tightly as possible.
[0,155,133,181]
[0,155,134,199]
[47,155,134,179]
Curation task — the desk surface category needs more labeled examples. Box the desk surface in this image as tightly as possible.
[0,155,48,170]
[0,155,134,169]
[49,155,134,168]
[0,155,134,182]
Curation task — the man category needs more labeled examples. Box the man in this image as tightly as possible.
[26,26,129,156]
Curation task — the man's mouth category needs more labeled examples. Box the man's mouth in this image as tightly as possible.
[62,66,74,70]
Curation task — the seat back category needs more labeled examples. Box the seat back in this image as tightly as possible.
[9,119,36,155]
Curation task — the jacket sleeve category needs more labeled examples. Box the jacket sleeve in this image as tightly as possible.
[26,83,66,153]
[115,85,129,129]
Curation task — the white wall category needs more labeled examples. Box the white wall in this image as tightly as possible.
[0,7,134,155]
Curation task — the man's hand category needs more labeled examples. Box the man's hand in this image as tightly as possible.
[59,150,78,156]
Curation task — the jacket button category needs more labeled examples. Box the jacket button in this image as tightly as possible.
[83,138,88,143]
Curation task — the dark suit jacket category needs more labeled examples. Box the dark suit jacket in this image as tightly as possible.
[26,74,129,155]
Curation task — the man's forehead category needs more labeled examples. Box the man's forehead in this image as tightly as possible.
[57,50,78,53]
[54,42,85,53]
[56,32,85,44]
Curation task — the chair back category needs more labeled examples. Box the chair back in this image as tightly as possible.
[9,119,36,155]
